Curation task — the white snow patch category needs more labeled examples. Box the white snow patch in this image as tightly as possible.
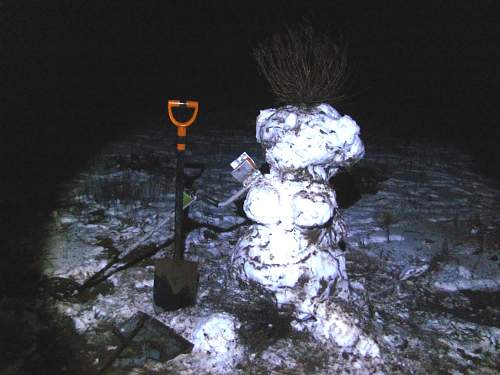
[294,300,380,358]
[191,313,245,372]
[399,264,430,281]
[367,234,404,243]
[134,278,154,289]
[432,264,500,292]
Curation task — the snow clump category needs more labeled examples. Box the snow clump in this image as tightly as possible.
[191,313,245,372]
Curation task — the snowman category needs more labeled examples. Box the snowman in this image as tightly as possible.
[231,104,379,356]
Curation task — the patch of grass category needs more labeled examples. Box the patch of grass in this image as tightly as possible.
[115,152,163,173]
[82,171,169,208]
[377,211,398,242]
[428,238,455,274]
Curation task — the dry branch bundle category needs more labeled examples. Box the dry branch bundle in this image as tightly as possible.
[253,23,351,106]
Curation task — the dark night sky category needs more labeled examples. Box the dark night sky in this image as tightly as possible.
[1,0,499,198]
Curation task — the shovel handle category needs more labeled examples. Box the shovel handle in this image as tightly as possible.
[168,100,199,131]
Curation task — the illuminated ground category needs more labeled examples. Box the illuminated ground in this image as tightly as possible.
[37,108,500,374]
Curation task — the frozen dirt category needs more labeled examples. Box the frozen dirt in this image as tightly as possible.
[40,109,499,374]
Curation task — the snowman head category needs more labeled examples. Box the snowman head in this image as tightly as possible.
[256,104,364,181]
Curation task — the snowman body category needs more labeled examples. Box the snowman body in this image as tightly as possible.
[232,103,364,314]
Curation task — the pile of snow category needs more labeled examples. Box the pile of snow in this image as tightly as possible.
[190,313,245,372]
[293,300,380,357]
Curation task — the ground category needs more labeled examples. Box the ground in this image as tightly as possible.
[3,108,499,374]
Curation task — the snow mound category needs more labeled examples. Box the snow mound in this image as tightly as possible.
[191,313,245,372]
[294,300,380,358]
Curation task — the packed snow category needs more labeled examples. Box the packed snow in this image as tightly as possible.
[234,104,370,357]
[256,104,364,180]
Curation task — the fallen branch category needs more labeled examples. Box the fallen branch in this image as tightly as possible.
[78,237,173,292]
[77,214,176,292]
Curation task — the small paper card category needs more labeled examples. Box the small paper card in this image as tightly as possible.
[230,152,258,183]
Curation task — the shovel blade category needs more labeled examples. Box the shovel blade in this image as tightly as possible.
[153,259,199,311]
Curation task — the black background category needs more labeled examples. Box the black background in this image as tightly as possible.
[2,0,499,187]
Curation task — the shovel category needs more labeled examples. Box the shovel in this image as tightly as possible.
[153,100,200,311]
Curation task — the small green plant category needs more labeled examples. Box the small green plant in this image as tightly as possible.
[253,22,351,106]
[378,211,397,242]
[429,239,451,272]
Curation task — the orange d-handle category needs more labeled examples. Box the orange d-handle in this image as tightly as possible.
[168,100,199,152]
[168,100,199,131]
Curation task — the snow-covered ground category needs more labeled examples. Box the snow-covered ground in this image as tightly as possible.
[41,109,500,374]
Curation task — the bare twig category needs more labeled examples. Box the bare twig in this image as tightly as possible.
[253,22,352,105]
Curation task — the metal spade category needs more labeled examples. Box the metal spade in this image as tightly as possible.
[153,100,199,311]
